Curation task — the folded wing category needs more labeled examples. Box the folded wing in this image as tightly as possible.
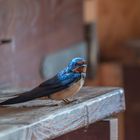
[0,74,80,105]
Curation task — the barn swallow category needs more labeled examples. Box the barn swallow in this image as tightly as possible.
[0,57,87,105]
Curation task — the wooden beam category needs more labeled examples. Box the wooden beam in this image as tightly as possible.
[0,87,125,140]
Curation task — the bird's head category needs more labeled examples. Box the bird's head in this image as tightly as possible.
[68,57,87,73]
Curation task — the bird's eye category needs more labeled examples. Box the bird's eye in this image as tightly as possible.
[75,62,80,66]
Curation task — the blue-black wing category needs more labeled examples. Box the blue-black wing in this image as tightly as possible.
[0,74,81,105]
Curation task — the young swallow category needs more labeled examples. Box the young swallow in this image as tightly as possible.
[0,57,87,105]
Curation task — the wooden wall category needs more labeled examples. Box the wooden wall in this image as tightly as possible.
[97,1,140,140]
[97,0,140,61]
[123,66,140,140]
[0,0,84,88]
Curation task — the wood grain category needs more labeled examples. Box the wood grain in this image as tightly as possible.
[0,87,125,140]
[0,0,84,88]
[97,0,140,62]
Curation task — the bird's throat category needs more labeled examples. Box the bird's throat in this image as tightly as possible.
[73,66,87,73]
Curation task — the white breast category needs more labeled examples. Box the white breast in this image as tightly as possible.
[50,78,85,100]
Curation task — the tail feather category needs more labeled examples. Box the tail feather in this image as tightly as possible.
[0,93,32,105]
[0,88,46,105]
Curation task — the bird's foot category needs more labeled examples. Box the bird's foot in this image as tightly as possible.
[63,99,77,104]
[63,99,71,104]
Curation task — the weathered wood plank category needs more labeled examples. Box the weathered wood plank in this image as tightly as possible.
[0,87,125,140]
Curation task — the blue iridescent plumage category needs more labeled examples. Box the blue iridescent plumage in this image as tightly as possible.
[0,57,87,105]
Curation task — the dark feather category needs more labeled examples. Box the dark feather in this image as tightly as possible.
[0,74,81,105]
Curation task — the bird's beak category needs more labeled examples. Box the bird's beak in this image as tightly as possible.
[73,65,87,73]
[73,61,87,73]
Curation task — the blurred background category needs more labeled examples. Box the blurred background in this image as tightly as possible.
[0,0,140,139]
